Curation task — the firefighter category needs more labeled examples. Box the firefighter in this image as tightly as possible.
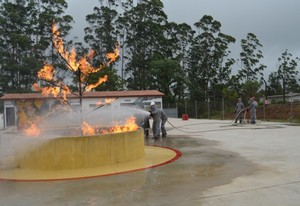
[160,108,168,138]
[234,98,245,123]
[149,102,161,140]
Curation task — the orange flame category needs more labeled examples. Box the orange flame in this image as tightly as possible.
[105,98,115,104]
[81,116,139,136]
[85,75,108,92]
[24,124,41,137]
[52,22,79,72]
[106,48,120,64]
[50,21,119,92]
[38,64,55,81]
[96,98,115,107]
[82,121,96,135]
[102,116,139,134]
[29,22,120,138]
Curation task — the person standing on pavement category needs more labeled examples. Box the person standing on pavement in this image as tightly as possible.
[142,114,150,138]
[160,109,168,138]
[234,98,245,123]
[247,97,258,124]
[149,102,161,140]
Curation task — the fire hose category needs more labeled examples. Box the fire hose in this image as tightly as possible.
[231,108,249,124]
[165,109,250,134]
[166,119,203,133]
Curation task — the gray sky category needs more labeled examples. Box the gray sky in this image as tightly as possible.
[66,0,300,76]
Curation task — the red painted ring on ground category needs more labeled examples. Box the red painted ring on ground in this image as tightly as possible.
[0,146,182,182]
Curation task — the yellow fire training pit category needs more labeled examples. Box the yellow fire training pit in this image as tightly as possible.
[18,129,145,170]
[0,129,181,181]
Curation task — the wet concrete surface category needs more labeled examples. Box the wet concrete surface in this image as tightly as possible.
[1,118,300,205]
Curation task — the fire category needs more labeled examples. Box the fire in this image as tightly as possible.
[106,48,120,64]
[82,121,96,135]
[30,21,121,137]
[38,64,55,81]
[105,98,115,104]
[96,98,115,107]
[32,21,119,96]
[52,22,79,71]
[85,75,108,92]
[102,116,139,134]
[81,116,139,136]
[33,83,70,102]
[24,124,41,137]
[35,21,120,98]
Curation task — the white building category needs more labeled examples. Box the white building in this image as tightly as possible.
[266,93,300,104]
[0,90,164,129]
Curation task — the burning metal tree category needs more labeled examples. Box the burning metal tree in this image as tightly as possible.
[34,21,119,105]
[26,21,137,136]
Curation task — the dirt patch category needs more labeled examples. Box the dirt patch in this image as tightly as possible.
[258,103,300,121]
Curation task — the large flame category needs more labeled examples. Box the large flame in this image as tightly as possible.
[85,75,108,92]
[38,64,55,81]
[52,23,79,71]
[82,121,96,135]
[30,21,121,137]
[24,124,41,137]
[81,116,139,136]
[35,21,120,95]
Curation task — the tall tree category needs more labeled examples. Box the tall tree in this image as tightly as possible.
[0,0,72,93]
[149,59,186,103]
[238,33,266,82]
[277,49,299,103]
[267,71,282,95]
[84,4,122,90]
[187,15,235,102]
[0,0,34,92]
[120,0,168,90]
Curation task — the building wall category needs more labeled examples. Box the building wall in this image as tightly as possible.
[2,96,162,129]
[0,114,3,129]
[267,93,300,103]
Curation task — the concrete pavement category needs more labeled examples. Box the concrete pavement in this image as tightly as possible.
[1,118,300,205]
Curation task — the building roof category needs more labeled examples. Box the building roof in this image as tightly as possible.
[0,90,164,100]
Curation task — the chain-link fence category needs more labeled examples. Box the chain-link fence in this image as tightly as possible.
[163,98,235,120]
[163,99,300,122]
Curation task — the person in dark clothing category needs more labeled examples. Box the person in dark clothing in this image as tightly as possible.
[149,102,161,140]
[247,97,258,124]
[160,109,168,138]
[142,114,150,138]
[234,98,245,123]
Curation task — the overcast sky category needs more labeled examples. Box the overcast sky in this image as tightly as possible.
[66,0,300,76]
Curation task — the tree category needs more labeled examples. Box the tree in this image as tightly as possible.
[149,59,186,103]
[0,0,72,93]
[242,80,261,101]
[267,71,282,95]
[238,33,266,82]
[187,15,235,102]
[84,4,122,90]
[120,0,168,90]
[0,0,35,92]
[277,49,299,103]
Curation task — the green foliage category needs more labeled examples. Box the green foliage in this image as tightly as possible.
[276,49,299,103]
[1,0,300,111]
[241,80,261,100]
[0,0,72,93]
[149,58,186,103]
[238,33,266,83]
[187,15,235,102]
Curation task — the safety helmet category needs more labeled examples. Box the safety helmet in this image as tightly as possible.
[150,102,155,106]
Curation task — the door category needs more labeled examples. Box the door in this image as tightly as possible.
[5,107,16,126]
